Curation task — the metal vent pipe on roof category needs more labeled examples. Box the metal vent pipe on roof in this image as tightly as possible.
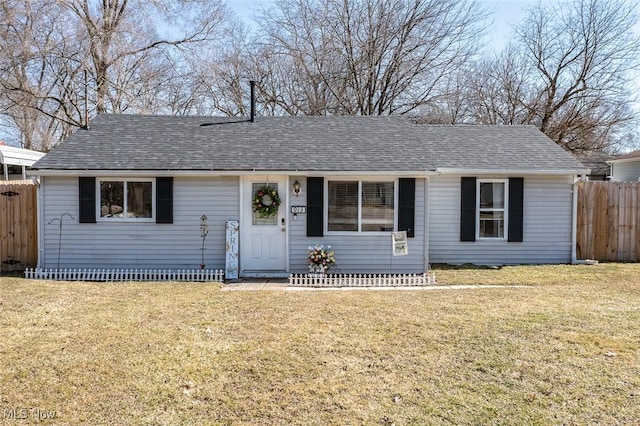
[249,80,255,123]
[84,69,89,129]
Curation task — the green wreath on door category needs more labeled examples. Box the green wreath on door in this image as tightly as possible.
[253,185,281,218]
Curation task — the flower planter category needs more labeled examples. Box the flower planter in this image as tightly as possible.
[307,244,336,276]
[308,264,328,275]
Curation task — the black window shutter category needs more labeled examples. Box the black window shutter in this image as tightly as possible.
[156,177,173,224]
[508,177,524,242]
[460,177,476,242]
[307,177,324,237]
[78,177,96,223]
[398,178,415,238]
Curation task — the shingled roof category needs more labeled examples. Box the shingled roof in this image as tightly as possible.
[609,149,640,162]
[33,114,586,173]
[575,151,613,177]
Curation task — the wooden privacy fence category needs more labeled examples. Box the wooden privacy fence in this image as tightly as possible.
[0,180,37,272]
[577,181,640,261]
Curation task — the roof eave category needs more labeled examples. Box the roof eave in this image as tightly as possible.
[29,169,440,177]
[435,167,590,176]
[606,157,640,165]
[29,168,590,177]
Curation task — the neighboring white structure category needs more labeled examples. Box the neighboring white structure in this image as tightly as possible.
[0,143,45,180]
[607,150,640,182]
[575,151,612,181]
[30,115,588,274]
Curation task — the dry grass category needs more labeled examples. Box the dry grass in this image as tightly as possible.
[1,263,639,425]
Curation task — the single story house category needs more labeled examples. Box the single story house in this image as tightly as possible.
[30,114,588,277]
[607,150,640,182]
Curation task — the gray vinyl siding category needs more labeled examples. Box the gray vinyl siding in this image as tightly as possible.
[610,161,640,182]
[288,177,427,274]
[40,176,239,269]
[428,174,574,265]
[40,173,575,271]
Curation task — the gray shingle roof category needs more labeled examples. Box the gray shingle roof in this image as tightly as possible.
[610,149,640,162]
[33,114,586,173]
[575,151,613,176]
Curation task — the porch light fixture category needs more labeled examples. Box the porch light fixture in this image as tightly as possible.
[293,180,301,197]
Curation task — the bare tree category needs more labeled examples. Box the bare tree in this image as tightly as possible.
[186,20,255,117]
[0,0,84,150]
[464,47,542,126]
[59,0,228,114]
[416,70,475,124]
[189,18,324,118]
[467,0,640,152]
[253,0,489,116]
[0,0,229,149]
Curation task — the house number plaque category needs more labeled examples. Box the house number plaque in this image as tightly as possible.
[291,206,306,214]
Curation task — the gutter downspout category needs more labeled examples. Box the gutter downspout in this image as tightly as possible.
[424,176,430,274]
[36,176,44,268]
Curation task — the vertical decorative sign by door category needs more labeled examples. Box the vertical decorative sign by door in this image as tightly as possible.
[225,220,240,280]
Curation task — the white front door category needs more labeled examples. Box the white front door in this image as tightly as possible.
[240,176,288,276]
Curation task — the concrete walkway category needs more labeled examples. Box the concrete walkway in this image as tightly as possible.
[221,280,533,291]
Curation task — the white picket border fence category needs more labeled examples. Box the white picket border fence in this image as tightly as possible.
[288,272,436,287]
[24,268,225,282]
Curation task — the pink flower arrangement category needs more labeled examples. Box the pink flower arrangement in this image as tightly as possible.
[307,244,336,273]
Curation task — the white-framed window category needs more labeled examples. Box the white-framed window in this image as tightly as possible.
[98,178,155,221]
[477,179,508,239]
[326,179,395,233]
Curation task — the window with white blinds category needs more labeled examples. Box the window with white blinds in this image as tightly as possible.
[327,181,358,231]
[327,180,395,232]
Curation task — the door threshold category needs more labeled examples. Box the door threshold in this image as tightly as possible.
[240,271,289,279]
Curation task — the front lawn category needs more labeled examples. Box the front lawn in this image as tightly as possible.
[1,263,639,424]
